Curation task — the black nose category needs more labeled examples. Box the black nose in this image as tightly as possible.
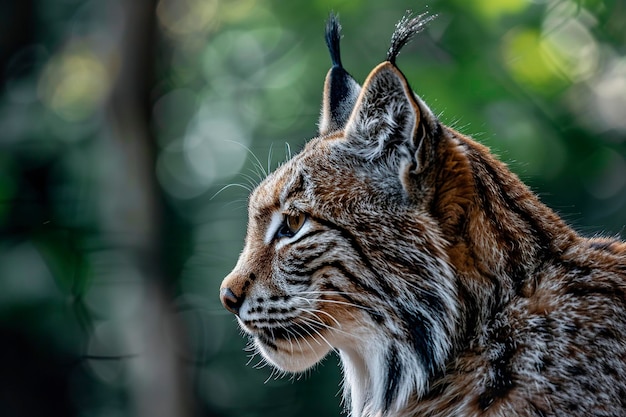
[220,287,243,315]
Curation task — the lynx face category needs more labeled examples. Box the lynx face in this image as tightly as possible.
[221,15,461,410]
[221,68,460,386]
[221,12,626,417]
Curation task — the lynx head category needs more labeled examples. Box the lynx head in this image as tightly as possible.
[221,12,462,417]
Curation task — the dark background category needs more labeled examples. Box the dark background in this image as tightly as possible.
[1,0,625,416]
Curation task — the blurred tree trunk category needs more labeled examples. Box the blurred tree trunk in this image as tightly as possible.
[100,1,192,416]
[0,0,34,89]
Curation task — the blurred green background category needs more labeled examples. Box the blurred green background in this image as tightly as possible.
[1,0,625,416]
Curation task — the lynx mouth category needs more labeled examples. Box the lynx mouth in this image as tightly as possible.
[244,318,327,346]
[251,318,334,373]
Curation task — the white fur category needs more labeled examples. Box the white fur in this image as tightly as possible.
[264,211,284,244]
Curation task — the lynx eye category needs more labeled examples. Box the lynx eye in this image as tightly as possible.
[276,212,307,239]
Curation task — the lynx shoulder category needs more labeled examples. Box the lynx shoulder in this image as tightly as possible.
[220,12,626,417]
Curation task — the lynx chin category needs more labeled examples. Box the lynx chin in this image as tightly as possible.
[220,12,626,417]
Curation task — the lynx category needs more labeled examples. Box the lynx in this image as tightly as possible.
[220,12,626,417]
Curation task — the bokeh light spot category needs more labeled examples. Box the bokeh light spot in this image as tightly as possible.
[87,321,129,385]
[218,0,257,23]
[466,0,529,20]
[501,27,567,93]
[0,242,58,306]
[587,58,626,133]
[541,4,599,82]
[184,112,249,185]
[157,0,219,38]
[38,43,110,122]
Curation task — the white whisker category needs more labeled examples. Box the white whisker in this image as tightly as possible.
[297,304,342,328]
[267,142,274,175]
[239,171,262,188]
[296,292,379,314]
[285,142,292,160]
[210,182,252,200]
[298,316,335,350]
[299,308,360,339]
[224,139,268,179]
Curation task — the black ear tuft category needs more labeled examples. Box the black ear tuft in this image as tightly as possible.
[319,12,362,135]
[387,11,437,65]
[325,12,343,68]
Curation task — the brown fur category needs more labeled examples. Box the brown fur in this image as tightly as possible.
[221,13,626,417]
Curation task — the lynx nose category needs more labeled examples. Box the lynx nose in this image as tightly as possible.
[220,287,243,315]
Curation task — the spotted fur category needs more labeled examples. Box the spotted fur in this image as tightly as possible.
[220,12,626,417]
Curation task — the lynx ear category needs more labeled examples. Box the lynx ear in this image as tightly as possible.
[318,13,361,135]
[340,11,439,175]
[343,62,428,171]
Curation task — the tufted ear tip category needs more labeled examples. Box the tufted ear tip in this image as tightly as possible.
[387,11,437,65]
[318,12,362,136]
[325,12,343,68]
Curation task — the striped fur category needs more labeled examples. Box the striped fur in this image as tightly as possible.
[220,12,626,417]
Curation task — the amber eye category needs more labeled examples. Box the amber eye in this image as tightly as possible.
[276,212,306,239]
